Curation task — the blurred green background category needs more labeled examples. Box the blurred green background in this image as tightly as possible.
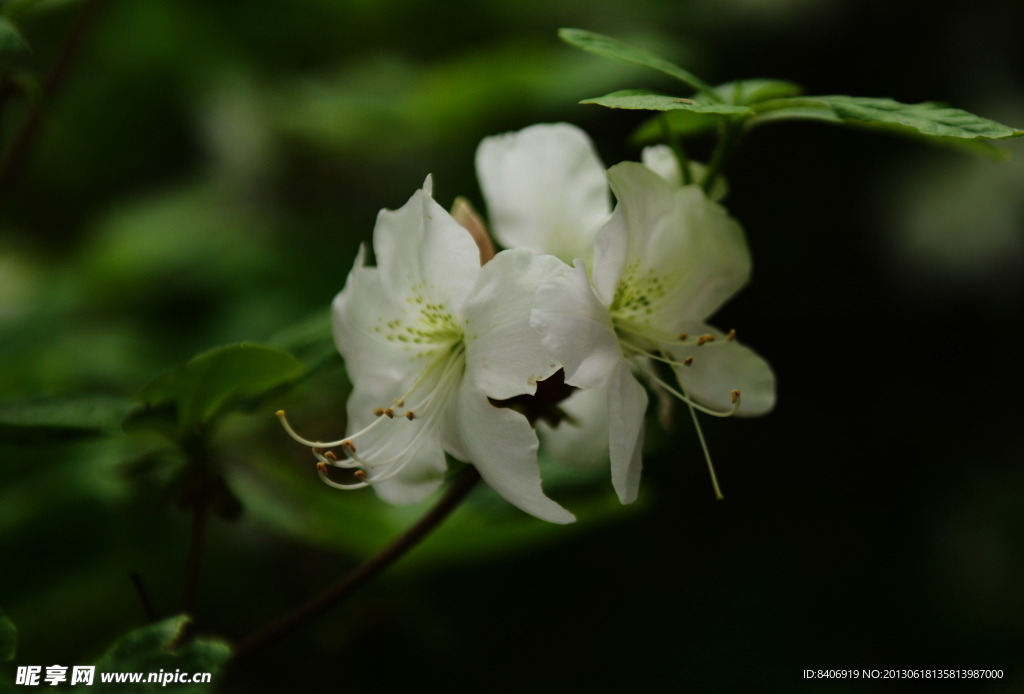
[1,0,1023,691]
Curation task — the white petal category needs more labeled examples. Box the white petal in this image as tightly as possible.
[445,378,575,524]
[345,375,447,505]
[665,323,776,416]
[607,360,647,504]
[461,249,565,400]
[605,162,751,329]
[592,205,628,307]
[476,123,610,265]
[332,246,433,388]
[537,385,609,468]
[531,259,620,390]
[640,146,728,201]
[373,184,481,316]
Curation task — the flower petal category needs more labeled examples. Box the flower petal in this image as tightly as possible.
[446,378,575,524]
[373,181,481,316]
[665,323,776,416]
[332,245,434,388]
[537,385,610,468]
[461,249,565,400]
[604,162,751,328]
[640,145,728,201]
[476,123,610,265]
[531,259,620,390]
[608,360,647,504]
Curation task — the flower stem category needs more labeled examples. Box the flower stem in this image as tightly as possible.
[0,0,103,197]
[701,118,738,195]
[231,465,481,659]
[181,501,207,615]
[659,114,692,186]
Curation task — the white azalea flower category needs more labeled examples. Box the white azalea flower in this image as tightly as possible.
[278,176,575,525]
[475,123,728,471]
[531,162,776,504]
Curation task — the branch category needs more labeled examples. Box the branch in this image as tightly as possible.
[181,502,207,615]
[232,465,481,659]
[128,571,157,624]
[0,0,103,197]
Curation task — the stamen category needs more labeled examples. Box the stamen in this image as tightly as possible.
[677,333,689,340]
[313,448,360,469]
[374,407,385,417]
[685,387,724,501]
[406,411,416,420]
[342,439,356,453]
[394,398,405,407]
[383,408,395,418]
[731,389,740,404]
[317,462,328,474]
[683,357,693,366]
[628,354,741,417]
[354,470,369,480]
[697,334,715,346]
[277,410,362,448]
[317,464,369,490]
[726,329,736,341]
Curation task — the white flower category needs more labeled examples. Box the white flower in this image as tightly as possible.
[531,162,776,504]
[476,122,611,267]
[278,176,575,524]
[476,124,734,470]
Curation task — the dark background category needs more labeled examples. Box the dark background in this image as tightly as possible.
[1,0,1022,691]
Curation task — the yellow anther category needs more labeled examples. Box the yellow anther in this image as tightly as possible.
[384,408,395,418]
[324,450,338,461]
[683,356,694,366]
[405,411,416,420]
[731,390,740,404]
[353,470,369,480]
[342,439,356,453]
[677,333,689,341]
[726,329,736,341]
[275,410,286,417]
[697,334,715,346]
[316,462,329,474]
[313,447,324,454]
[394,398,406,407]
[373,407,385,417]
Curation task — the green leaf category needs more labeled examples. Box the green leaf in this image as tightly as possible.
[0,395,132,445]
[581,89,750,113]
[711,79,804,105]
[631,110,720,145]
[0,18,29,52]
[134,343,305,434]
[807,95,1024,140]
[749,97,1019,159]
[559,28,717,99]
[92,616,230,693]
[0,608,15,662]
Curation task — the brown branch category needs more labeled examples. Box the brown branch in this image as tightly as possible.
[128,571,157,624]
[232,465,481,659]
[181,502,207,615]
[0,0,103,197]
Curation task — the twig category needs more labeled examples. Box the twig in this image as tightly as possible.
[232,465,481,659]
[181,502,207,615]
[128,571,157,624]
[0,0,103,197]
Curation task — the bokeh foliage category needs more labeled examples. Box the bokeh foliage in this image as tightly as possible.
[1,0,1023,691]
